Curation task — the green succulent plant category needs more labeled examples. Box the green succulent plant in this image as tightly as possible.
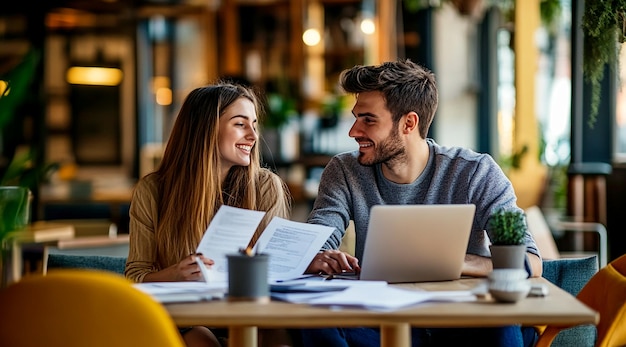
[487,209,527,246]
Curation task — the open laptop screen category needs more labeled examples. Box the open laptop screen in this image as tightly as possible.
[359,204,476,283]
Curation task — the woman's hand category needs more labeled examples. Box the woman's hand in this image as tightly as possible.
[175,253,215,281]
[305,250,360,275]
[143,253,215,282]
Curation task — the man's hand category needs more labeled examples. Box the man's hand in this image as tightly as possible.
[305,250,360,275]
[461,254,492,277]
[462,252,543,278]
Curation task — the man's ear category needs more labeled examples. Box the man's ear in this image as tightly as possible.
[402,111,419,134]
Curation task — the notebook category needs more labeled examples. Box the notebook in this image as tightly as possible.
[358,204,476,283]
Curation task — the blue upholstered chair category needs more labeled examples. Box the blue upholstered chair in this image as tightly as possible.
[540,256,599,346]
[46,254,127,275]
[41,222,129,275]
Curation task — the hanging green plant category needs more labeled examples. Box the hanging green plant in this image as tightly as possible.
[540,0,561,30]
[582,1,626,128]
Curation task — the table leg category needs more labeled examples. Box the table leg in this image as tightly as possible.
[380,323,410,347]
[228,326,257,347]
[11,240,22,283]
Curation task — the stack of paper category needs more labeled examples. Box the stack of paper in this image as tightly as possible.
[270,277,476,310]
[134,281,226,303]
[270,276,388,303]
[306,285,476,311]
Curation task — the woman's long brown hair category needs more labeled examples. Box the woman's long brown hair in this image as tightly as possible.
[154,82,290,267]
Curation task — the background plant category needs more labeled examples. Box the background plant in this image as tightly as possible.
[0,49,57,247]
[487,209,527,245]
[265,93,297,129]
[582,0,626,128]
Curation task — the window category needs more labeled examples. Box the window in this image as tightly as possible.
[615,43,626,162]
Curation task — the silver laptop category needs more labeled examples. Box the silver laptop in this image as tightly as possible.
[359,204,476,283]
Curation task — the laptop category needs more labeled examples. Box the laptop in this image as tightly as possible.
[358,204,476,283]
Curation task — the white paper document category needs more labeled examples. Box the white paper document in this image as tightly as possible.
[195,205,335,283]
[195,256,219,283]
[134,281,226,303]
[133,258,226,304]
[195,205,266,282]
[271,277,388,303]
[137,206,336,302]
[255,217,335,281]
[307,286,477,311]
[271,276,387,292]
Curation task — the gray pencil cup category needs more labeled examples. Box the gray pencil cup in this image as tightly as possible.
[227,253,270,303]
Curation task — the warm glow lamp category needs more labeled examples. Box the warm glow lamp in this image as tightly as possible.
[302,28,321,46]
[360,18,375,35]
[66,66,123,86]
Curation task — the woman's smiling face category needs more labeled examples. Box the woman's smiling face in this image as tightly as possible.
[218,97,258,172]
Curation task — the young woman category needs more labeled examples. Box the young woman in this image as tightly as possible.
[126,82,292,347]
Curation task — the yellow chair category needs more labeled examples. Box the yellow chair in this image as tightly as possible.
[536,253,626,347]
[0,269,185,347]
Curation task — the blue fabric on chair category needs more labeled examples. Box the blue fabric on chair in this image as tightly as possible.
[47,254,127,275]
[541,256,599,346]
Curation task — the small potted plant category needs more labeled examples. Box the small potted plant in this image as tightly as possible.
[487,208,527,269]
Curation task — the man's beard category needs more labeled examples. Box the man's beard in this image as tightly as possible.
[358,127,406,167]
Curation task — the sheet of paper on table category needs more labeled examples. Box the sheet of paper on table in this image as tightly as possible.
[307,285,477,311]
[134,281,227,303]
[270,275,387,291]
[270,277,388,303]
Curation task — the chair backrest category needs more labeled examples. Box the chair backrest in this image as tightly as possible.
[540,256,599,346]
[525,206,561,260]
[543,256,599,296]
[47,233,130,257]
[525,206,608,268]
[46,254,127,275]
[0,269,185,347]
[577,253,626,347]
[537,254,626,347]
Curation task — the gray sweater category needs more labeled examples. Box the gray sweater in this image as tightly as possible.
[307,138,539,261]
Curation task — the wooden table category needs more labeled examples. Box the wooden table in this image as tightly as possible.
[165,278,598,347]
[9,221,75,282]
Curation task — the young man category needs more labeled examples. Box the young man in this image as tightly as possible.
[300,59,541,347]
